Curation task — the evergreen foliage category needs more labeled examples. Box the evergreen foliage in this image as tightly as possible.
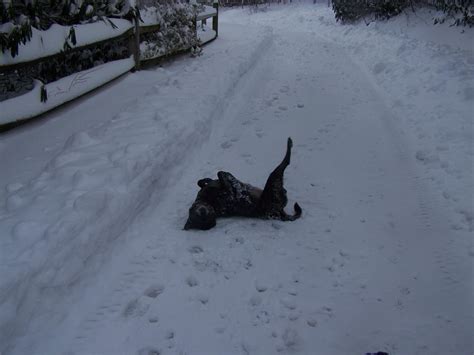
[432,0,473,27]
[332,0,473,26]
[139,2,202,60]
[332,0,409,23]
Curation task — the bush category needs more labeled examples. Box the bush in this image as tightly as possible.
[332,0,473,26]
[432,0,473,27]
[139,1,202,60]
[332,0,410,23]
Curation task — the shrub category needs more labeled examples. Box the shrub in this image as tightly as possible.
[432,0,473,27]
[332,0,410,23]
[332,0,473,26]
[139,1,202,60]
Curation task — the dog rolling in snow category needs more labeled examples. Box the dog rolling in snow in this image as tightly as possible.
[184,137,302,230]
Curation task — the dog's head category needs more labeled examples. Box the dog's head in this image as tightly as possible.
[184,178,221,230]
[184,201,217,230]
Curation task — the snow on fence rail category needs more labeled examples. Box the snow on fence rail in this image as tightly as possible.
[0,4,218,128]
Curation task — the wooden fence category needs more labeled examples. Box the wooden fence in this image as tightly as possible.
[0,3,219,129]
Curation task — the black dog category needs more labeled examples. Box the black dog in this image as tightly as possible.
[184,137,302,230]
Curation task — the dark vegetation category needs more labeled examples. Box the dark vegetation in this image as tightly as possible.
[332,0,473,27]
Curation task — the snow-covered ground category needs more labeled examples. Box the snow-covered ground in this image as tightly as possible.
[0,2,472,354]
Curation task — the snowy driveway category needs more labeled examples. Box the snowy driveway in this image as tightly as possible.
[1,4,472,355]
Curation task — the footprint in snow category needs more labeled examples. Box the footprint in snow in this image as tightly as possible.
[253,310,270,325]
[255,280,268,293]
[400,287,411,296]
[215,326,226,334]
[137,347,160,355]
[287,288,298,296]
[276,328,300,352]
[249,295,262,307]
[148,316,159,323]
[280,297,297,311]
[144,284,165,298]
[243,258,253,270]
[197,293,209,305]
[123,298,149,318]
[232,236,245,245]
[291,273,300,284]
[288,312,299,321]
[165,330,175,340]
[317,306,334,320]
[186,276,199,287]
[188,245,204,254]
[221,141,232,149]
[193,257,221,272]
[306,318,318,327]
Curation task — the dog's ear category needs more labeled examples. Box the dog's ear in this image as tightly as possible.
[198,178,213,188]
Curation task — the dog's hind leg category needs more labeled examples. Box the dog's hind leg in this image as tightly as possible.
[256,138,294,217]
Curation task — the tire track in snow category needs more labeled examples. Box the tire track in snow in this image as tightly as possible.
[342,46,472,353]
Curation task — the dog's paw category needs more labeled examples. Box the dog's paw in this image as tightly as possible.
[294,202,302,215]
[198,178,212,188]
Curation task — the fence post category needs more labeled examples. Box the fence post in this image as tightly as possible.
[133,15,141,70]
[213,0,219,38]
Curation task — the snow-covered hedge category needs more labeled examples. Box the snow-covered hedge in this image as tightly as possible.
[332,0,473,26]
[431,0,473,27]
[139,2,203,60]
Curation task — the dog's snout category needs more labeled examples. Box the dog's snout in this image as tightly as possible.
[198,206,207,217]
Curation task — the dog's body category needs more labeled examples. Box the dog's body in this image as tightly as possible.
[184,138,302,230]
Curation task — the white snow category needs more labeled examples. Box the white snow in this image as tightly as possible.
[0,2,472,355]
[198,27,217,44]
[0,19,133,66]
[0,57,135,124]
[198,5,218,20]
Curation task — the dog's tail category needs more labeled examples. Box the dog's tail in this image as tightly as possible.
[282,202,302,221]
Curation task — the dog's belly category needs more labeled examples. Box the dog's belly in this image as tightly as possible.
[215,184,262,217]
